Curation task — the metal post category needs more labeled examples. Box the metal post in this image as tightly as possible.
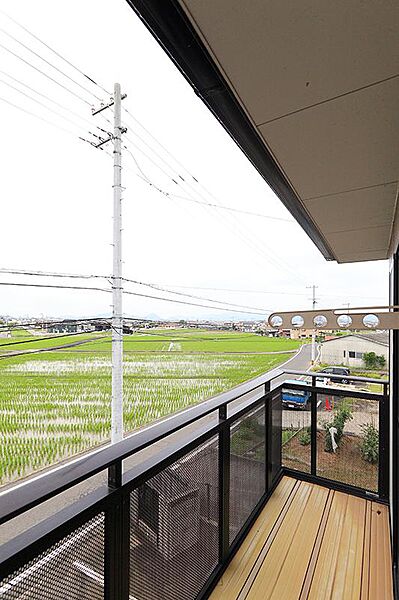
[112,83,123,444]
[311,375,317,476]
[218,405,230,564]
[264,382,271,492]
[307,284,318,364]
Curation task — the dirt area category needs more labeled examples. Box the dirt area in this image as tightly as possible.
[283,430,378,492]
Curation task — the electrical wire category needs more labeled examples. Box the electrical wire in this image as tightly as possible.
[0,8,111,95]
[0,330,109,349]
[123,142,305,281]
[0,27,102,103]
[121,277,273,313]
[0,268,107,280]
[0,70,105,131]
[0,280,267,316]
[0,281,111,293]
[0,77,91,133]
[0,40,93,106]
[0,95,84,138]
[122,289,267,316]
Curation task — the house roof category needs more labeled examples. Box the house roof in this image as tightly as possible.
[323,331,389,347]
[127,1,399,263]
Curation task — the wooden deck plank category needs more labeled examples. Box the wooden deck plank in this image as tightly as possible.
[360,500,372,600]
[210,476,298,600]
[368,503,393,600]
[244,482,329,600]
[210,478,393,600]
[307,492,366,600]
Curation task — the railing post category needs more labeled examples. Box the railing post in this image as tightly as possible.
[311,375,317,476]
[379,382,390,500]
[105,461,130,600]
[218,405,230,564]
[264,381,271,492]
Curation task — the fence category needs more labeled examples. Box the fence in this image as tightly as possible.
[0,369,388,599]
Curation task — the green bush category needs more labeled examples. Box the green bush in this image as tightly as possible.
[299,427,311,446]
[324,400,353,452]
[360,422,379,463]
[363,352,386,370]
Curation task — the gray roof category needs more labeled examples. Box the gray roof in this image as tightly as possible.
[323,331,389,347]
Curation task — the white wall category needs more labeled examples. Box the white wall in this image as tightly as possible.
[320,336,388,368]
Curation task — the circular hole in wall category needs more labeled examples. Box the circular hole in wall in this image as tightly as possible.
[270,315,283,327]
[313,315,327,328]
[291,315,305,328]
[337,314,352,328]
[363,314,379,329]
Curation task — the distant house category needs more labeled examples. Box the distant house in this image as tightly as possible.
[320,332,389,368]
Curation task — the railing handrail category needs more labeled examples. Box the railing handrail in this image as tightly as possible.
[284,369,389,385]
[0,366,285,526]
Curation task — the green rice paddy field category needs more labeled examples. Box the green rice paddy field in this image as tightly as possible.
[0,328,301,484]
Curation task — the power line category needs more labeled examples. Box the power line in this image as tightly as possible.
[0,268,108,280]
[0,268,271,312]
[0,95,85,138]
[0,40,93,106]
[0,8,111,95]
[122,289,267,316]
[123,143,304,281]
[0,77,90,133]
[122,277,273,313]
[0,281,111,293]
[0,70,104,131]
[0,330,109,349]
[0,27,102,103]
[0,280,267,316]
[156,284,310,296]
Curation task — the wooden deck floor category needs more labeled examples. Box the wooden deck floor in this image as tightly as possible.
[210,477,393,600]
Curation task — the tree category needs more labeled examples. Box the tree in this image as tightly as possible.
[363,352,377,369]
[363,352,386,370]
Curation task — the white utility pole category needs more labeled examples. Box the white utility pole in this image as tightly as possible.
[307,284,318,364]
[91,84,126,444]
[111,83,123,444]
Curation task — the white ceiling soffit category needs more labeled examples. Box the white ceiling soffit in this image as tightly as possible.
[174,0,399,263]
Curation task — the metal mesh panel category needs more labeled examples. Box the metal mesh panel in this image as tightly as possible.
[229,405,265,543]
[130,436,219,600]
[317,393,379,491]
[0,512,105,599]
[282,386,311,473]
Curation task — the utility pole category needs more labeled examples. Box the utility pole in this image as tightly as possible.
[92,84,126,444]
[307,284,318,364]
[111,83,123,444]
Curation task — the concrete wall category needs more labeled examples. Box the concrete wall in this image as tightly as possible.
[320,336,388,368]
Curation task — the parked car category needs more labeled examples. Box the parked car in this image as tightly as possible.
[282,380,311,410]
[316,366,351,385]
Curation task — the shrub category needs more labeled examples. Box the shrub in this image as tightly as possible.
[299,427,311,446]
[324,400,353,452]
[363,352,386,370]
[360,422,379,463]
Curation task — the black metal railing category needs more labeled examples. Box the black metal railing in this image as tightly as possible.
[0,368,389,599]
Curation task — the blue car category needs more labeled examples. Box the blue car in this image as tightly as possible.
[282,379,311,410]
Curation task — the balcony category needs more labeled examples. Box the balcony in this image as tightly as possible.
[0,369,391,599]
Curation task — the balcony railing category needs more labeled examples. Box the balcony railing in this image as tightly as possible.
[0,368,389,599]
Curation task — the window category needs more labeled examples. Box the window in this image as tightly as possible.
[343,350,346,357]
[349,351,355,358]
[355,352,363,359]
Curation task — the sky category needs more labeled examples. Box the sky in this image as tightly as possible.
[0,0,389,321]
